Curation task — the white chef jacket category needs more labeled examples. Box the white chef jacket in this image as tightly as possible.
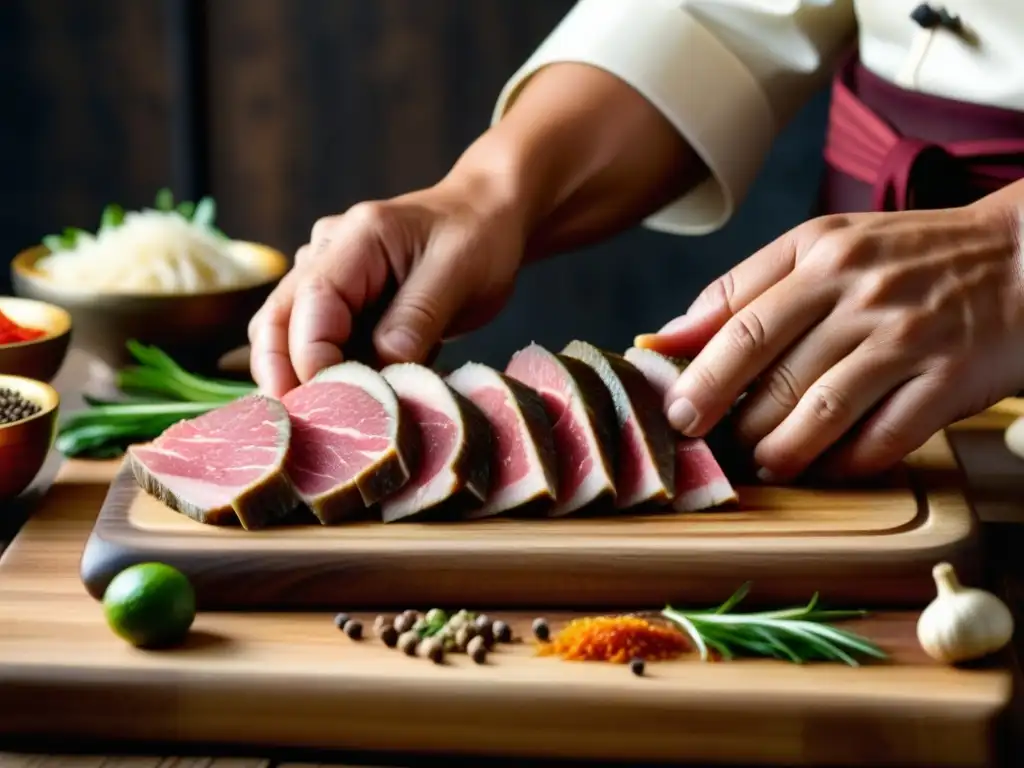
[492,0,1024,235]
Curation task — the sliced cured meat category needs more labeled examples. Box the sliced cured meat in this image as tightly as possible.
[129,394,299,530]
[562,340,675,509]
[446,362,559,518]
[624,346,738,511]
[505,343,618,516]
[378,363,493,522]
[281,361,416,524]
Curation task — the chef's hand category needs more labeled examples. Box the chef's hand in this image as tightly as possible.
[638,203,1024,480]
[247,175,524,397]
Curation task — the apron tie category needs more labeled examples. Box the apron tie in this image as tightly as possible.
[824,64,1024,212]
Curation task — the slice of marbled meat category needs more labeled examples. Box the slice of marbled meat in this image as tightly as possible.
[624,346,737,511]
[446,362,559,518]
[129,394,299,529]
[379,363,493,522]
[505,343,618,516]
[563,340,675,509]
[281,361,416,524]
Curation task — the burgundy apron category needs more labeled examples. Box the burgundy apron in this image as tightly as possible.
[820,50,1024,214]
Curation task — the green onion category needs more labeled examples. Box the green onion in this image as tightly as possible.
[56,340,257,459]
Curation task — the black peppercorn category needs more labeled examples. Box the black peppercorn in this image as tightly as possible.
[492,620,512,644]
[532,618,550,642]
[343,619,363,640]
[380,625,399,648]
[630,657,646,677]
[332,612,351,630]
[0,388,41,426]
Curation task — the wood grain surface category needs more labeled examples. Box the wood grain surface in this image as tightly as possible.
[0,456,1012,767]
[77,432,980,610]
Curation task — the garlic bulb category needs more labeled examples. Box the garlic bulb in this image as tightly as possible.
[1005,416,1024,461]
[916,562,1014,664]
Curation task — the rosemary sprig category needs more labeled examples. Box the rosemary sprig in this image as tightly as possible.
[661,583,887,666]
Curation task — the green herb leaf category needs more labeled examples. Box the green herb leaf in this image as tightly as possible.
[41,234,65,253]
[176,200,196,220]
[100,203,125,230]
[191,196,217,228]
[155,187,175,211]
[662,583,887,666]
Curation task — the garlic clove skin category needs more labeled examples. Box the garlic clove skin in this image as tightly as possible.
[916,562,1014,665]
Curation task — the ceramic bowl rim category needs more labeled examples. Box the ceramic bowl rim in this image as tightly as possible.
[0,295,72,349]
[0,374,60,433]
[12,241,290,300]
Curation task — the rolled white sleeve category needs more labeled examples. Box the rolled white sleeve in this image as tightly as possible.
[492,0,856,236]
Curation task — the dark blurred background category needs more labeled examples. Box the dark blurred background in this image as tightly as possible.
[0,0,830,370]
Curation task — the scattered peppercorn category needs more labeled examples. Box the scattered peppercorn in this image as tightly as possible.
[344,619,363,640]
[399,630,419,656]
[332,612,351,631]
[532,617,550,642]
[630,657,646,676]
[420,637,445,665]
[454,624,477,652]
[380,625,399,648]
[0,388,42,426]
[493,620,512,644]
[373,614,393,634]
[393,612,414,634]
[467,635,488,664]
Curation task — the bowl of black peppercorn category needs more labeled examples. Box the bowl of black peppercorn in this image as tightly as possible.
[0,375,60,500]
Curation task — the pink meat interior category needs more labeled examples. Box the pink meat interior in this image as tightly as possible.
[386,398,457,500]
[506,351,592,501]
[676,438,727,491]
[282,381,392,497]
[469,386,530,490]
[131,397,283,510]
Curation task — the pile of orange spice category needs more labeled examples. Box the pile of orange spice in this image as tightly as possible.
[0,309,45,345]
[536,615,690,663]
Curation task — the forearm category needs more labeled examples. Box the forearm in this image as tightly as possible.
[446,63,708,260]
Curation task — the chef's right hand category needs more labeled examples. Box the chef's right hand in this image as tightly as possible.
[248,174,525,397]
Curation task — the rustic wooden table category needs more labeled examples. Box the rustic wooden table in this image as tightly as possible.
[3,350,1024,768]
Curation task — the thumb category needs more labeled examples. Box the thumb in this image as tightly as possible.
[633,299,731,358]
[374,257,467,364]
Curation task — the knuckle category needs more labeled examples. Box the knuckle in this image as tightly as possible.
[346,200,388,231]
[886,311,929,349]
[804,231,862,276]
[805,383,850,424]
[310,216,337,244]
[394,291,445,331]
[702,270,737,314]
[724,310,766,355]
[762,363,802,411]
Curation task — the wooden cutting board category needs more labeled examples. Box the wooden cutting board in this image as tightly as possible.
[78,432,979,610]
[0,457,1012,767]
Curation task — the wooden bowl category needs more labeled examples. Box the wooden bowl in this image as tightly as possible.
[0,375,59,501]
[11,243,289,374]
[0,296,72,382]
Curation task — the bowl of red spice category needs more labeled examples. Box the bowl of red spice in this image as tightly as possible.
[0,297,72,383]
[0,374,60,500]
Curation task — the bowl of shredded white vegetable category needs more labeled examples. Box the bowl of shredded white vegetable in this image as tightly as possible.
[11,190,288,373]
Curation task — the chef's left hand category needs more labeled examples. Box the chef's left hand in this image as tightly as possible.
[637,203,1024,480]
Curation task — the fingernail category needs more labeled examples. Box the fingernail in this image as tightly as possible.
[633,333,659,349]
[756,467,780,484]
[667,398,697,433]
[380,327,422,361]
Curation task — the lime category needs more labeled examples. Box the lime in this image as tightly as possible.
[102,562,196,649]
